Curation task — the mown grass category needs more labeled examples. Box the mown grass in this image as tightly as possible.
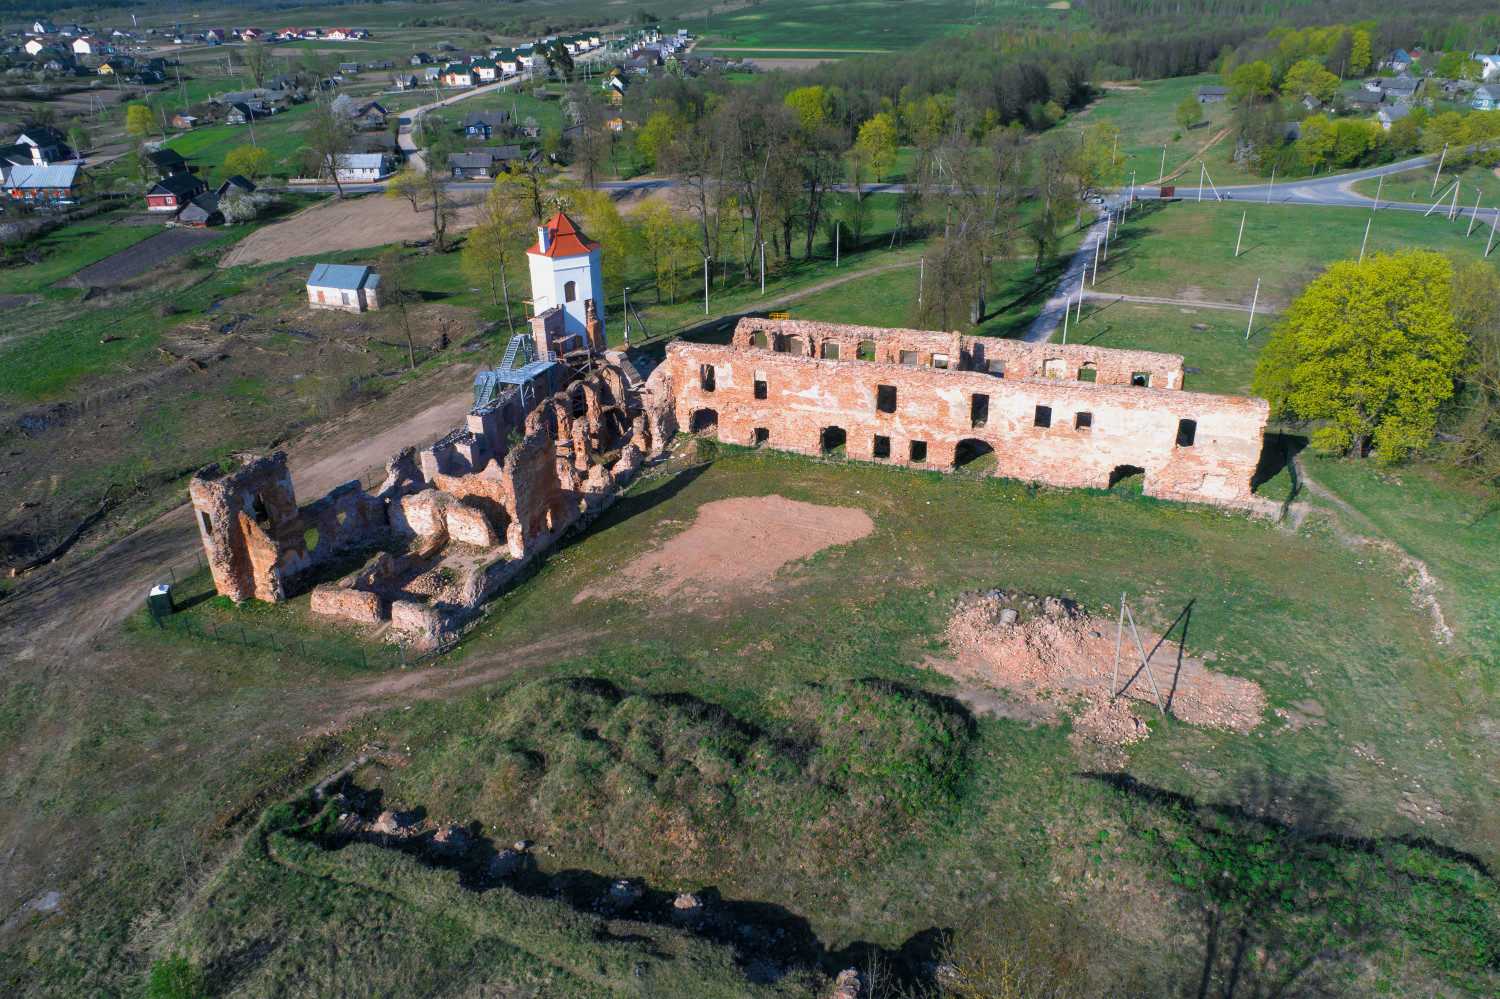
[1058,75,1224,185]
[1350,164,1500,209]
[704,0,1047,51]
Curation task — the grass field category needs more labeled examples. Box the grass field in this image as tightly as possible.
[1058,75,1227,186]
[7,438,1498,994]
[0,223,161,295]
[1351,164,1500,209]
[703,0,1050,51]
[1090,199,1500,308]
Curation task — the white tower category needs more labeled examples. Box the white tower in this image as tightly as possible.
[526,211,604,352]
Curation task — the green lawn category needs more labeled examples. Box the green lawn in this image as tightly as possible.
[1351,163,1500,210]
[1091,199,1500,307]
[1066,300,1262,395]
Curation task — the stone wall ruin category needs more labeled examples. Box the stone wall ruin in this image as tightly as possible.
[190,358,658,646]
[662,318,1273,510]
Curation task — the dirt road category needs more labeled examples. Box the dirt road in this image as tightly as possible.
[219,195,484,267]
[0,364,477,655]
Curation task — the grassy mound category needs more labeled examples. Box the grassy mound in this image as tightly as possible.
[471,677,971,875]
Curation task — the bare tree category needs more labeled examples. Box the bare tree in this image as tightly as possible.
[245,41,275,88]
[377,247,418,371]
[305,102,353,196]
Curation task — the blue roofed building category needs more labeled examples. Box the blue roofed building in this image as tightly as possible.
[306,263,381,313]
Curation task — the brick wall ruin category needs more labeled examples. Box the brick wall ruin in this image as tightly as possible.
[190,358,661,646]
[661,319,1272,510]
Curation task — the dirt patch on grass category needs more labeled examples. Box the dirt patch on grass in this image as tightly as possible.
[934,590,1266,741]
[219,194,483,267]
[575,494,873,605]
[60,228,221,287]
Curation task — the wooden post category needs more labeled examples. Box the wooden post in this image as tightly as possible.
[1234,210,1245,257]
[1245,278,1260,340]
[1110,591,1126,700]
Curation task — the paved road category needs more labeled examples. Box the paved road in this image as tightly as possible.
[1024,206,1113,343]
[394,72,535,173]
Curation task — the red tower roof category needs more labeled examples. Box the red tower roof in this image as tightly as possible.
[526,210,600,258]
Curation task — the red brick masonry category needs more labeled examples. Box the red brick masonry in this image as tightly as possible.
[664,319,1272,509]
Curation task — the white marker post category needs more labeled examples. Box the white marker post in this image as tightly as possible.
[1359,218,1371,262]
[1234,210,1246,258]
[1245,278,1260,341]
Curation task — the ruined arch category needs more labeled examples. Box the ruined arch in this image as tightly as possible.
[691,408,719,434]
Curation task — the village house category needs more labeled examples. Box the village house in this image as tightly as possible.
[1196,85,1227,104]
[462,109,510,139]
[172,113,199,130]
[71,37,98,55]
[448,145,534,179]
[12,126,71,164]
[146,171,206,211]
[306,263,381,312]
[1472,84,1500,111]
[1376,104,1411,129]
[443,63,475,87]
[177,193,222,227]
[146,148,190,177]
[333,151,393,181]
[352,102,388,130]
[216,174,256,198]
[1,162,80,202]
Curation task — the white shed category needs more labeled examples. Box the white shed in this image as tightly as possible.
[306,263,381,313]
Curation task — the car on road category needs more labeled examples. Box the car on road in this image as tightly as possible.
[1088,195,1104,204]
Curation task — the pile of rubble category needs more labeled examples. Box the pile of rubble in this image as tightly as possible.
[942,589,1266,735]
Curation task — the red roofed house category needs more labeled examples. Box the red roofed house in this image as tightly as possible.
[526,211,605,354]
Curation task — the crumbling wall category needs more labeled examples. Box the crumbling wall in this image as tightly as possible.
[667,338,1272,510]
[731,317,1185,389]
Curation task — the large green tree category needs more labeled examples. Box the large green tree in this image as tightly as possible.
[1253,251,1466,461]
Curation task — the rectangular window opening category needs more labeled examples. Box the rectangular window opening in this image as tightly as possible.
[970,393,989,429]
[1176,418,1197,447]
[873,435,891,459]
[876,384,897,414]
[200,511,213,534]
[754,379,768,400]
[932,353,949,370]
[987,359,1006,378]
[909,439,928,463]
[1034,405,1052,429]
[753,427,769,444]
[824,342,840,360]
[1078,366,1098,383]
[899,349,919,365]
[1075,411,1093,430]
[1131,371,1151,387]
[752,330,768,349]
[700,364,716,392]
[858,340,876,361]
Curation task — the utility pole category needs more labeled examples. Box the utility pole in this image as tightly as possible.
[835,220,840,267]
[1267,166,1274,204]
[1198,161,1204,202]
[704,257,711,314]
[1061,293,1068,344]
[1486,209,1499,258]
[1468,189,1483,236]
[622,287,630,344]
[1092,238,1100,285]
[759,241,766,296]
[1245,278,1260,340]
[1159,145,1166,184]
[1359,218,1371,262]
[918,256,924,311]
[1234,210,1245,257]
[1373,172,1383,211]
[1076,269,1085,324]
[1432,142,1448,195]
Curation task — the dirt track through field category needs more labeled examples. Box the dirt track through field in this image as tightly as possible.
[219,195,484,267]
[0,364,478,657]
